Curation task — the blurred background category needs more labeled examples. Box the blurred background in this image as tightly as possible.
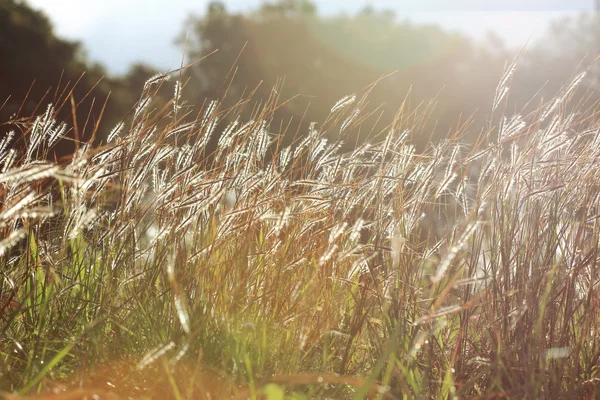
[1,0,599,155]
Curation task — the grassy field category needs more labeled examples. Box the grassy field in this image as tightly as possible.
[0,65,599,399]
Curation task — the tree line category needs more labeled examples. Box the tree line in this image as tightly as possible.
[1,0,598,157]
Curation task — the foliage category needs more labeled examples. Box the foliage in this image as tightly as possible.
[1,1,600,399]
[179,0,508,151]
[0,0,160,158]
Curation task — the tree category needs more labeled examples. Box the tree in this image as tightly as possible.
[514,13,599,102]
[178,0,509,149]
[0,0,157,158]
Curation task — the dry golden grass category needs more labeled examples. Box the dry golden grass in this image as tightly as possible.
[1,64,600,399]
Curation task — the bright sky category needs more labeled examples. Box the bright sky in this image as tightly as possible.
[27,0,594,74]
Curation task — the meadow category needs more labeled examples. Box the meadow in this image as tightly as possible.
[0,63,599,399]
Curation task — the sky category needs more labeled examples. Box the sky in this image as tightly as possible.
[27,0,596,74]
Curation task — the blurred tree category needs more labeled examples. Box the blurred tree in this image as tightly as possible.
[512,12,600,113]
[179,0,509,150]
[0,0,158,159]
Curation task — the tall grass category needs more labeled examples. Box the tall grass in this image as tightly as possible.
[0,65,599,399]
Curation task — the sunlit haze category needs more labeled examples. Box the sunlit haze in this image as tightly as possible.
[27,0,593,74]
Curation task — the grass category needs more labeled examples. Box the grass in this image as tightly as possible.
[0,64,599,399]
